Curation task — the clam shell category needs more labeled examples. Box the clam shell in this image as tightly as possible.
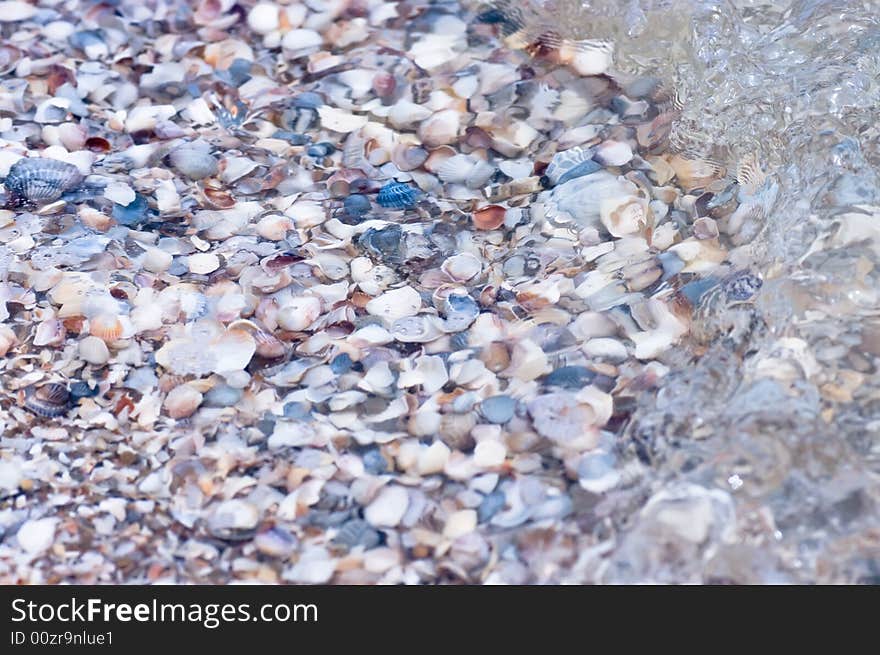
[24,383,70,418]
[3,157,83,206]
[168,142,218,180]
[391,315,444,343]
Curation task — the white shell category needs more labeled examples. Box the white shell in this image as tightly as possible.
[277,296,322,331]
[187,252,220,275]
[418,109,461,148]
[317,106,367,133]
[441,253,482,282]
[366,286,422,322]
[594,140,634,167]
[164,384,203,419]
[79,335,110,365]
[599,196,648,238]
[247,3,279,35]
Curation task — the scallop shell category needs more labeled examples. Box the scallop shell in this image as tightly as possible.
[164,384,204,419]
[24,382,70,418]
[77,333,109,364]
[3,157,83,207]
[667,155,726,193]
[736,152,767,196]
[543,171,638,227]
[89,313,124,343]
[376,180,420,210]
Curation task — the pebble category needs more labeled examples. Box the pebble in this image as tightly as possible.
[0,461,22,492]
[480,395,516,424]
[16,518,57,555]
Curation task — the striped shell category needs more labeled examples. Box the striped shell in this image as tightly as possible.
[376,180,420,209]
[4,158,83,206]
[24,382,70,418]
[545,147,601,187]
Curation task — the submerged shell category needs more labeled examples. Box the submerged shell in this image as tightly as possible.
[376,180,420,209]
[24,383,70,418]
[545,147,601,186]
[3,158,83,206]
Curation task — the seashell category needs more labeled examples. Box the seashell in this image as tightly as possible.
[441,292,480,331]
[543,171,637,227]
[473,205,506,230]
[164,384,203,419]
[366,286,422,322]
[441,253,483,282]
[667,155,726,193]
[142,247,173,273]
[593,140,634,167]
[79,335,110,365]
[0,44,22,75]
[3,157,83,207]
[277,296,322,331]
[545,146,601,186]
[483,176,544,202]
[33,318,66,347]
[210,329,256,373]
[391,143,429,172]
[418,109,461,148]
[187,252,221,275]
[376,180,420,209]
[736,152,767,196]
[247,2,279,35]
[693,216,720,240]
[559,40,614,76]
[341,194,372,221]
[527,392,601,449]
[89,313,124,343]
[317,106,367,133]
[281,28,323,59]
[0,324,17,356]
[722,270,763,302]
[156,339,217,376]
[387,100,433,130]
[168,142,218,181]
[24,383,70,418]
[257,214,292,240]
[0,2,37,22]
[391,315,444,343]
[599,195,650,238]
[84,136,111,153]
[229,319,286,359]
[112,193,149,226]
[372,72,397,99]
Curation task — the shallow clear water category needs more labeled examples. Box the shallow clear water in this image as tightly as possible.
[548,0,880,582]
